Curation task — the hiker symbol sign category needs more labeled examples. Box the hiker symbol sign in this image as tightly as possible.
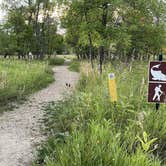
[148,62,166,103]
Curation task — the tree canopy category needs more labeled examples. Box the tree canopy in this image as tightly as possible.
[0,0,65,58]
[0,0,165,65]
[62,0,166,72]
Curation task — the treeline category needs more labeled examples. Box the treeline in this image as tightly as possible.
[0,0,165,66]
[0,0,65,59]
[62,0,166,72]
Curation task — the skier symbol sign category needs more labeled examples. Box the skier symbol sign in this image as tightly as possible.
[148,61,166,103]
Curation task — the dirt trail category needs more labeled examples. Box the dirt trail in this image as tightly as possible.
[0,66,79,166]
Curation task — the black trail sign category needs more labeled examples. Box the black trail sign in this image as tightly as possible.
[148,61,166,103]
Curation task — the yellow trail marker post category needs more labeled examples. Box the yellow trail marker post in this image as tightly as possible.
[108,73,117,102]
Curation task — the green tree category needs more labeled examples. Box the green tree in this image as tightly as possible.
[62,0,165,69]
[0,0,64,59]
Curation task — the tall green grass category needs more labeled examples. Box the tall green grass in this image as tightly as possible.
[35,61,166,166]
[0,59,54,111]
[68,60,80,72]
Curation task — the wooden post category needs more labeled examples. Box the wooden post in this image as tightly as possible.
[156,53,163,111]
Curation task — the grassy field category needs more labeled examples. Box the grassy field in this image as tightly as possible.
[0,59,54,112]
[35,61,166,166]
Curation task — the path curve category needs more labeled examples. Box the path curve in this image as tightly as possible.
[0,65,79,166]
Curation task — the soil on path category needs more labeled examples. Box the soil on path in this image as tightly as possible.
[0,66,79,166]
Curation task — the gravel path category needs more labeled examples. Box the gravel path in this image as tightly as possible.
[0,66,79,166]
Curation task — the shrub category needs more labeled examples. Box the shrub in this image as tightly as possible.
[68,60,80,72]
[48,57,65,66]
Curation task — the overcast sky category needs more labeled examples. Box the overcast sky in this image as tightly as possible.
[0,0,6,23]
[0,0,65,34]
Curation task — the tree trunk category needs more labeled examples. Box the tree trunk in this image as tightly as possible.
[34,2,40,58]
[99,3,108,74]
[84,9,94,69]
[99,46,104,74]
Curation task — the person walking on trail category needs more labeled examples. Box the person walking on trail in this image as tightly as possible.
[29,52,33,60]
[153,84,163,101]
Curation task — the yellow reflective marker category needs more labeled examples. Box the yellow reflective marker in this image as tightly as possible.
[108,73,117,102]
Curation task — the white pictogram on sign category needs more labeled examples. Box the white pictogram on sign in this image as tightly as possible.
[153,85,163,101]
[151,64,166,81]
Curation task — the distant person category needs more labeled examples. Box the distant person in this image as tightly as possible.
[28,52,33,60]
